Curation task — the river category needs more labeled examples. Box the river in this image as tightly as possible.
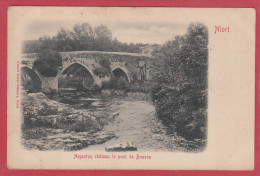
[83,95,205,152]
[45,90,206,152]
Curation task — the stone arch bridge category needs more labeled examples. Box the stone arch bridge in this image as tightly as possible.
[20,51,154,93]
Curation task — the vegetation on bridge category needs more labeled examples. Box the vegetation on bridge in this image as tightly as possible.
[93,59,112,77]
[33,49,63,77]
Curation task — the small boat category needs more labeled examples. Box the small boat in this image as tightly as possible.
[105,142,137,152]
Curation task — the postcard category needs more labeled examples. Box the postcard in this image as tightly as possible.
[7,7,255,170]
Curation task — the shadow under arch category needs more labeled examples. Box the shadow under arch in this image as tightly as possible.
[111,67,130,89]
[20,67,42,93]
[58,62,95,90]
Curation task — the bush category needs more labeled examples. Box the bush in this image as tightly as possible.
[128,80,155,93]
[22,106,37,129]
[151,23,208,140]
[33,49,62,77]
[151,85,207,139]
[93,59,111,77]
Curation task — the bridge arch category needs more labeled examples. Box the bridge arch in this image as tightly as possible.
[20,66,42,92]
[111,67,131,82]
[57,62,95,79]
[111,67,130,89]
[57,62,95,90]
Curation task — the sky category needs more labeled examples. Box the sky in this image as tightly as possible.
[22,7,192,45]
[25,21,189,45]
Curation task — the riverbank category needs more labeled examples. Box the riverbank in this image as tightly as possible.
[21,92,116,151]
[100,89,151,102]
[23,128,116,151]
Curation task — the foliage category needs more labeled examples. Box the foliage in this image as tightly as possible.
[100,76,130,90]
[99,58,111,70]
[94,24,112,51]
[113,77,129,89]
[22,23,149,53]
[21,81,38,93]
[33,49,62,77]
[22,36,57,53]
[93,59,111,77]
[151,23,208,140]
[128,80,155,93]
[93,68,108,77]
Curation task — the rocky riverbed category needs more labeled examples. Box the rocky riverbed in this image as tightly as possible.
[21,92,117,151]
[22,128,116,151]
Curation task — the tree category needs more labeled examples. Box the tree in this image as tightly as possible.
[33,49,63,77]
[71,23,95,50]
[38,35,57,51]
[56,28,74,51]
[22,40,40,53]
[22,22,159,54]
[94,24,112,51]
[151,23,208,140]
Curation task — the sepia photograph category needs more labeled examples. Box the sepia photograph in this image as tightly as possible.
[20,15,208,153]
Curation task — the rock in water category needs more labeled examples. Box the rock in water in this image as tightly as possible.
[105,142,137,152]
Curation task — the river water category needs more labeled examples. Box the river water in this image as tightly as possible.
[84,96,205,152]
